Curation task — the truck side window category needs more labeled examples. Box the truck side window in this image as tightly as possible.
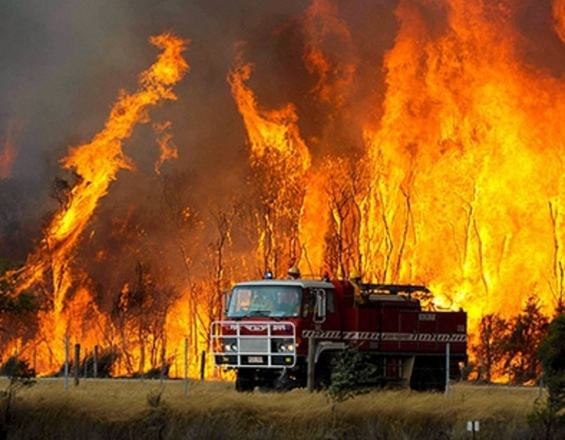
[303,291,316,317]
[303,289,334,317]
[326,289,335,313]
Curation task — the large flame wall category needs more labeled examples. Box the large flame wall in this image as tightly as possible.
[233,0,565,331]
[0,0,563,377]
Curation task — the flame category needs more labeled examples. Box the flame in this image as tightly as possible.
[302,0,356,107]
[3,1,564,380]
[229,56,312,274]
[6,33,188,374]
[154,121,179,175]
[232,0,565,336]
[228,60,311,169]
[358,0,565,333]
[298,168,330,274]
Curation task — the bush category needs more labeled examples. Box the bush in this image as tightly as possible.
[0,358,36,438]
[55,348,119,378]
[528,314,565,439]
[326,347,377,403]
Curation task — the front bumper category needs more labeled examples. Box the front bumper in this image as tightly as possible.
[211,320,297,368]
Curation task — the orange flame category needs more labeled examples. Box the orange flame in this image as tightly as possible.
[231,0,565,336]
[359,0,565,332]
[302,0,356,107]
[154,121,179,175]
[229,55,312,273]
[7,33,188,374]
[228,59,311,169]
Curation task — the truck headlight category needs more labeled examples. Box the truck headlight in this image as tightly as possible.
[223,339,237,352]
[275,340,295,353]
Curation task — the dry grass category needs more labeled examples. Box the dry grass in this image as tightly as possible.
[1,378,546,439]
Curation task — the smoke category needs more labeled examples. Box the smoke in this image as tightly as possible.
[0,1,296,256]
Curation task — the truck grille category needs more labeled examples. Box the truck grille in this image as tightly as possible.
[239,338,268,353]
[211,321,297,368]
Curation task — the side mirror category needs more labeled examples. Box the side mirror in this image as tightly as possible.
[314,289,326,323]
[223,291,231,315]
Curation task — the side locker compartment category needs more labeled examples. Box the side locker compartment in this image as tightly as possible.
[411,312,446,391]
[399,312,417,388]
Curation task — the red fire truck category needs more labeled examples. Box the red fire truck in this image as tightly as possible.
[211,275,467,392]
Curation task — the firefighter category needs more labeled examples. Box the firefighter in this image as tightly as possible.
[350,269,362,284]
[287,266,301,279]
[350,269,366,304]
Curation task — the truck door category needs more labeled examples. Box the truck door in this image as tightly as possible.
[311,287,340,337]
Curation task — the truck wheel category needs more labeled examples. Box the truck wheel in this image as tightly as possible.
[235,371,255,392]
[410,357,446,392]
[314,359,333,390]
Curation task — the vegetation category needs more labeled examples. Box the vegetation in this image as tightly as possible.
[326,347,376,403]
[0,259,35,316]
[0,379,547,439]
[530,314,565,439]
[472,295,549,384]
[0,358,36,439]
[0,259,37,363]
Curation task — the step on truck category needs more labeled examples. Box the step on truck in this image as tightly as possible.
[211,273,467,392]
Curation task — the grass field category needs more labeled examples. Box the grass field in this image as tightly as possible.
[0,378,551,439]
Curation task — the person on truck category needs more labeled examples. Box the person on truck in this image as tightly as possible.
[287,266,301,279]
[350,269,366,304]
[277,289,300,316]
[350,269,362,284]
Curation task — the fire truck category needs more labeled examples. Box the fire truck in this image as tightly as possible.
[211,274,467,392]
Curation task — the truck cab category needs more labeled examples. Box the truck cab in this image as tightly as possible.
[211,279,334,390]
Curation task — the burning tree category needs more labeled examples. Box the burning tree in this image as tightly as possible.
[111,262,179,376]
[473,314,510,383]
[229,57,311,276]
[473,297,551,384]
[0,33,189,375]
[321,157,366,278]
[503,296,549,385]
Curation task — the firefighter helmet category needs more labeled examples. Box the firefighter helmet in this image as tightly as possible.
[287,266,301,279]
[350,269,362,281]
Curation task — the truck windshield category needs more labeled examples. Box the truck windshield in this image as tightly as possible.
[227,285,302,318]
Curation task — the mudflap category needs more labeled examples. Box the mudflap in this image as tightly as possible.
[273,368,294,391]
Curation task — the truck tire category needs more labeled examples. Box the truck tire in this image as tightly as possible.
[314,353,335,390]
[410,356,446,391]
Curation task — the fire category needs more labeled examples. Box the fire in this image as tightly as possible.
[4,33,188,374]
[154,121,179,175]
[229,56,312,273]
[232,0,565,335]
[229,59,311,169]
[1,1,564,380]
[359,0,565,332]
